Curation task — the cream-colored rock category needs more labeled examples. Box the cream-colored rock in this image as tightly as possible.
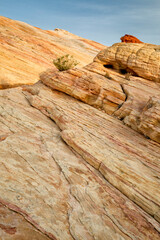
[138,95,160,142]
[0,203,51,240]
[0,84,159,239]
[113,77,160,143]
[91,44,160,143]
[0,16,105,88]
[40,68,126,114]
[41,64,160,143]
[25,82,160,224]
[0,16,160,239]
[94,43,160,82]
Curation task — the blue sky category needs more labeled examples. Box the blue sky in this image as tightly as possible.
[1,0,160,46]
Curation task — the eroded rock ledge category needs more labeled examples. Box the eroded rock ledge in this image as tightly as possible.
[93,43,160,82]
[40,43,160,143]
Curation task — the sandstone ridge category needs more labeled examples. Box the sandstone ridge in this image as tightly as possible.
[0,21,160,239]
[0,16,105,88]
[0,80,160,239]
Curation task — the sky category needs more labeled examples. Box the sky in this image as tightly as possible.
[1,0,160,46]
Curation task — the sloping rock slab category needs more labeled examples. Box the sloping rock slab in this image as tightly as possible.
[25,82,160,224]
[0,84,159,239]
[0,16,105,88]
[0,203,51,240]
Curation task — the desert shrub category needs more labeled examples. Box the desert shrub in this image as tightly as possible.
[53,54,79,71]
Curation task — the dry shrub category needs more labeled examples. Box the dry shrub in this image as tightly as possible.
[53,54,79,71]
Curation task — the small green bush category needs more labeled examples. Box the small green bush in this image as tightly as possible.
[53,54,79,71]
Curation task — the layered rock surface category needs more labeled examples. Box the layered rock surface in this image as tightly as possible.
[0,82,160,240]
[93,43,160,82]
[0,16,105,88]
[0,203,51,240]
[41,45,160,143]
[0,19,160,239]
[40,68,126,114]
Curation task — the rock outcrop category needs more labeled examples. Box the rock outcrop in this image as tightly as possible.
[0,82,159,240]
[0,16,105,88]
[93,43,160,82]
[0,17,160,240]
[40,43,160,143]
[120,34,143,43]
[40,68,126,114]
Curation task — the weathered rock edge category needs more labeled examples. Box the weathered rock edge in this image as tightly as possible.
[41,64,160,143]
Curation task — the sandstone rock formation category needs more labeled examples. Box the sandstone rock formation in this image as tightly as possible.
[0,17,160,240]
[120,34,143,43]
[0,82,160,240]
[93,42,160,82]
[40,68,126,114]
[40,43,160,143]
[0,16,105,88]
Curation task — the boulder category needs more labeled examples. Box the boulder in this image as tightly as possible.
[138,95,160,142]
[94,43,160,82]
[120,34,143,43]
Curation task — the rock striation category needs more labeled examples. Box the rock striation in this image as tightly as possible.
[40,68,126,114]
[120,34,143,43]
[0,203,50,240]
[0,18,160,240]
[0,82,159,240]
[0,16,105,88]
